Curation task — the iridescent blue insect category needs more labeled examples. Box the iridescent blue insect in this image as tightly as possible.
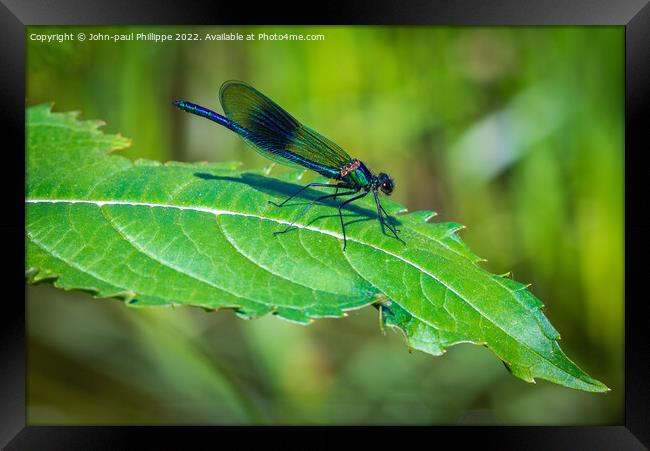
[174,80,404,250]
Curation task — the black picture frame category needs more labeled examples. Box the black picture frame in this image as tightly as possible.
[3,0,648,448]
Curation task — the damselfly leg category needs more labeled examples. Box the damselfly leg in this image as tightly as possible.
[378,201,401,233]
[268,182,350,207]
[273,187,360,236]
[337,191,370,250]
[373,190,404,243]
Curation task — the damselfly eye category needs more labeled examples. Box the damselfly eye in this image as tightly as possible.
[378,173,394,195]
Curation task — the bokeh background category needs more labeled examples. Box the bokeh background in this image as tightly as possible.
[26,26,624,424]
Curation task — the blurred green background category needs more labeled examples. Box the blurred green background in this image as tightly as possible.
[26,25,623,424]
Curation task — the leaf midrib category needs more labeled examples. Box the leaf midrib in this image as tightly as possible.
[25,196,589,385]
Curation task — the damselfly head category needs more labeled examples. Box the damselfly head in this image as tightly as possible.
[378,173,394,195]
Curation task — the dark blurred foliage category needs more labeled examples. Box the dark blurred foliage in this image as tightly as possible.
[26,25,623,424]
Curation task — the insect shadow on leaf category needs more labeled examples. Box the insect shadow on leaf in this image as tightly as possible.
[193,172,402,236]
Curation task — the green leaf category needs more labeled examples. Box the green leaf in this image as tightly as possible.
[25,104,608,392]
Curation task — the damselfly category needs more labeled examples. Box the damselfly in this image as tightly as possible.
[174,81,404,250]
